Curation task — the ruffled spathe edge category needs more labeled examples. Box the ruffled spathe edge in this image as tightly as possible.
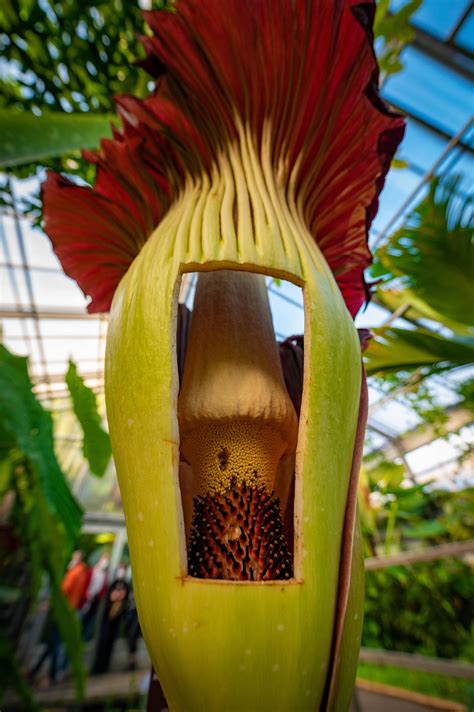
[42,0,404,316]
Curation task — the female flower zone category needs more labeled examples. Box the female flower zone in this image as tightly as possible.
[42,1,404,709]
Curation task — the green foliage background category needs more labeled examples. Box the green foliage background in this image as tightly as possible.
[363,559,473,660]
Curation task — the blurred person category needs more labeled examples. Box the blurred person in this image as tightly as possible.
[62,549,90,609]
[28,550,90,686]
[125,571,141,671]
[27,613,62,688]
[91,563,129,674]
[81,551,110,641]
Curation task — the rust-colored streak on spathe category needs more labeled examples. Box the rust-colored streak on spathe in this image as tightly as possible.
[324,366,369,705]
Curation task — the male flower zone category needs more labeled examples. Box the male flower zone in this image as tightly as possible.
[42,1,404,709]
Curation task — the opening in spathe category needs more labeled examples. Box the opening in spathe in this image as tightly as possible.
[177,268,304,582]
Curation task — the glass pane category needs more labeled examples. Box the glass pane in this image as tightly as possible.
[383,47,474,136]
[454,8,474,52]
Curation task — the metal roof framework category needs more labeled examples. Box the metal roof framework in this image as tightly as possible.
[1,0,473,511]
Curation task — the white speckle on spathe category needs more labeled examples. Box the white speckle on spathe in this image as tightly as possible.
[354,613,359,620]
[302,670,308,676]
[276,624,285,632]
[239,664,246,671]
[304,516,310,523]
[305,690,311,697]
[127,418,134,427]
[148,539,155,547]
[182,626,188,634]
[245,649,252,656]
[137,512,144,521]
[272,664,280,673]
[169,628,176,637]
[320,661,327,670]
[161,618,166,623]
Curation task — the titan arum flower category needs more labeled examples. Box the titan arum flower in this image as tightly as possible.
[42,1,404,709]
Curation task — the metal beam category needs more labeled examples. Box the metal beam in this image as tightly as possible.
[359,647,474,680]
[372,115,473,249]
[412,23,474,82]
[386,101,474,153]
[401,406,472,454]
[366,404,472,458]
[365,538,474,570]
[0,307,104,320]
[32,370,103,385]
[82,511,125,534]
[447,2,473,44]
[386,98,474,155]
[0,260,62,274]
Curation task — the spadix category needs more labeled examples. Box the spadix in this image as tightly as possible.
[179,270,298,581]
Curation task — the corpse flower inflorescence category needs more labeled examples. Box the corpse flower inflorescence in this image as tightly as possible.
[42,2,404,709]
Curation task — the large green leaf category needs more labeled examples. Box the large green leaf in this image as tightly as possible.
[0,345,85,700]
[373,177,474,332]
[0,345,82,544]
[0,638,39,711]
[0,110,116,168]
[66,361,111,478]
[364,326,474,375]
[0,0,172,179]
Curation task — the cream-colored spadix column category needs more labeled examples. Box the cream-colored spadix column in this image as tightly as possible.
[179,270,298,506]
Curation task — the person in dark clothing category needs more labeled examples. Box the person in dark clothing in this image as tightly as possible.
[27,613,62,685]
[81,552,110,641]
[28,550,89,686]
[125,585,141,671]
[91,564,129,675]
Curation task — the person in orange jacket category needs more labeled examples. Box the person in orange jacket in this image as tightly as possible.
[62,549,90,610]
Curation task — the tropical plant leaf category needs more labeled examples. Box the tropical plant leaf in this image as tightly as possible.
[0,345,82,544]
[0,110,116,168]
[373,177,474,332]
[364,326,474,375]
[6,456,85,700]
[42,500,85,697]
[374,0,423,79]
[368,460,405,489]
[374,288,434,325]
[0,637,39,711]
[390,158,409,169]
[0,345,85,701]
[65,361,111,478]
[0,0,155,179]
[402,519,447,539]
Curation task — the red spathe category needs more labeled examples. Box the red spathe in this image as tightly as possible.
[42,0,404,316]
